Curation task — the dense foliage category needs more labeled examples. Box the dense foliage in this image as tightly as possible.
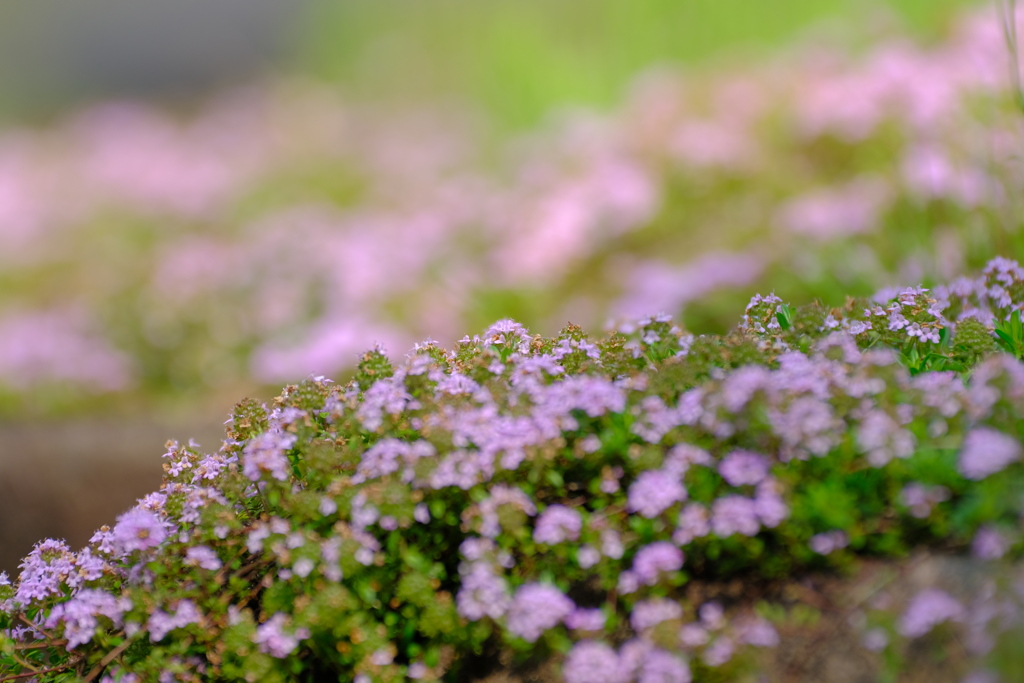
[2,258,1023,682]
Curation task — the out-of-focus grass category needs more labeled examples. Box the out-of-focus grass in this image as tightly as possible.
[296,0,988,130]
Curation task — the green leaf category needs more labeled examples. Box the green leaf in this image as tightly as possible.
[776,304,793,331]
[995,329,1014,346]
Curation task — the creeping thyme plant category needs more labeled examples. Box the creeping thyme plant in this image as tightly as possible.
[2,258,1024,683]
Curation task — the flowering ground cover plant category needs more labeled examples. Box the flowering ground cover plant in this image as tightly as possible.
[2,258,1023,682]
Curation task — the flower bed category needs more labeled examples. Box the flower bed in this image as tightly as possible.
[2,258,1023,682]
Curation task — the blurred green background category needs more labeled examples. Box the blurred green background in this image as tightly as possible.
[0,0,987,126]
[297,0,987,130]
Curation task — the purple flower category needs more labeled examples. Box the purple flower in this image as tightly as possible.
[633,395,683,443]
[241,430,296,482]
[899,483,950,518]
[631,542,684,585]
[352,528,380,566]
[664,444,713,475]
[112,508,167,553]
[350,492,379,530]
[435,372,481,396]
[357,377,417,431]
[857,409,916,466]
[809,530,849,555]
[253,613,310,658]
[509,354,565,385]
[637,649,692,683]
[14,539,75,605]
[617,639,654,679]
[959,427,1022,480]
[177,485,228,525]
[506,583,574,642]
[148,600,201,642]
[601,529,624,559]
[534,375,627,424]
[718,450,770,487]
[484,319,532,352]
[562,641,627,683]
[673,503,710,545]
[658,397,697,439]
[720,365,770,411]
[899,589,965,638]
[631,599,683,632]
[711,495,760,537]
[617,571,640,595]
[699,602,725,630]
[67,550,106,591]
[89,527,116,555]
[320,538,343,582]
[555,338,601,361]
[703,636,735,667]
[600,467,623,494]
[460,537,496,562]
[679,623,710,647]
[247,523,272,553]
[456,563,511,621]
[47,589,131,649]
[577,545,601,569]
[414,503,431,524]
[565,608,606,631]
[862,628,889,651]
[318,497,338,516]
[293,558,315,578]
[735,616,779,647]
[477,485,537,538]
[354,438,435,484]
[191,454,230,484]
[769,395,841,459]
[184,545,221,571]
[628,469,687,518]
[533,505,583,544]
[753,480,789,528]
[971,526,1009,560]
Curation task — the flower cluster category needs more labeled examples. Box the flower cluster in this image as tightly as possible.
[1,258,1023,682]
